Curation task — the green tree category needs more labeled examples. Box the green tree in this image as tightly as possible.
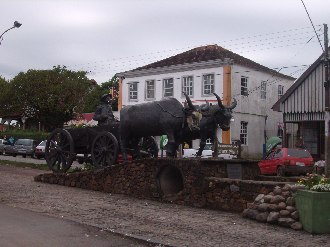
[0,76,8,86]
[80,75,119,113]
[0,66,97,131]
[0,76,15,117]
[81,83,103,113]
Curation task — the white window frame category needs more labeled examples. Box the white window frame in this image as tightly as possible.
[240,121,248,145]
[163,78,174,97]
[241,76,248,96]
[128,82,138,101]
[202,74,214,96]
[278,85,284,99]
[260,81,267,99]
[145,79,155,100]
[182,76,193,97]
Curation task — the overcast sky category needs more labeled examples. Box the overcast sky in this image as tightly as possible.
[1,0,330,83]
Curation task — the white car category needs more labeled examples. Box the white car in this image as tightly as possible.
[182,144,234,159]
[35,141,46,159]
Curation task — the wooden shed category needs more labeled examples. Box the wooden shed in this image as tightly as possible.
[272,52,326,161]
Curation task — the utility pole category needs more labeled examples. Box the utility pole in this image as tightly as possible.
[324,23,330,176]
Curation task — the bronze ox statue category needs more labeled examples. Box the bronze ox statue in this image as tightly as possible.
[120,92,237,159]
[183,93,237,157]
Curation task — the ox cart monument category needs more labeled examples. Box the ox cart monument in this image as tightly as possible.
[45,92,236,173]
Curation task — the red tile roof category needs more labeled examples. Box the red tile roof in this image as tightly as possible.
[132,45,294,80]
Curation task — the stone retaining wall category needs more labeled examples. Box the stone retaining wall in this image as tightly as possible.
[35,158,289,212]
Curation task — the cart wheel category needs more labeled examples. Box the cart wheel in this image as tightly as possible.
[45,129,74,173]
[91,132,118,167]
[138,136,159,158]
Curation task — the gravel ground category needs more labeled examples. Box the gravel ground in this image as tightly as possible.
[0,164,329,247]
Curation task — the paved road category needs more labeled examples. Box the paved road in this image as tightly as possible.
[1,165,330,247]
[0,153,82,168]
[0,204,148,247]
[0,153,47,164]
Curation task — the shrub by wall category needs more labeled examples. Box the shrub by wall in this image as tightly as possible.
[1,129,49,142]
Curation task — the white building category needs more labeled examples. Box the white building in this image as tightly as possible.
[117,45,295,159]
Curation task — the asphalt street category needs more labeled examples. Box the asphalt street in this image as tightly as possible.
[0,153,82,168]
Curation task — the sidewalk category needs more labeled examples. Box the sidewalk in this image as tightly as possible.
[0,204,147,247]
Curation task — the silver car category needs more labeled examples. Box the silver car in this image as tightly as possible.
[13,139,38,158]
[0,139,5,154]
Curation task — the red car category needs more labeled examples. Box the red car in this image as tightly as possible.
[258,148,314,176]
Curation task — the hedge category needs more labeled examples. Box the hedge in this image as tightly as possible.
[1,129,50,143]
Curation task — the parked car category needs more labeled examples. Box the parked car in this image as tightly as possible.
[0,139,5,154]
[3,141,16,156]
[12,139,38,158]
[35,140,46,159]
[182,144,234,159]
[258,147,314,176]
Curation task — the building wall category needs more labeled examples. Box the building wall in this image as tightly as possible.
[120,64,294,159]
[121,67,224,105]
[229,65,294,158]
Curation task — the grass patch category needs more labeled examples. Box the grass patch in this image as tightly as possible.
[0,159,49,171]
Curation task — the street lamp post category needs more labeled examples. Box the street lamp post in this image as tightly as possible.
[0,21,22,46]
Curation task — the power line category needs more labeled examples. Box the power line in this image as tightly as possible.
[66,26,321,70]
[300,0,324,52]
[1,26,321,81]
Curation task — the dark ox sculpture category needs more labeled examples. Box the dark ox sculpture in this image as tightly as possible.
[182,92,237,156]
[120,95,194,159]
[120,93,236,159]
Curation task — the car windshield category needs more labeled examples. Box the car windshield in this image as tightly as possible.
[38,141,46,146]
[287,148,311,158]
[15,139,33,146]
[204,144,213,150]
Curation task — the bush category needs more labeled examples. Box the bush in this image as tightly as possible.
[297,173,330,191]
[1,129,50,143]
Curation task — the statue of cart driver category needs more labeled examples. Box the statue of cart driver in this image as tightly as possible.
[93,93,116,126]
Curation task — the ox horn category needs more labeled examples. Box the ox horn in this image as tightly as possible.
[226,98,237,110]
[183,92,196,111]
[213,93,224,109]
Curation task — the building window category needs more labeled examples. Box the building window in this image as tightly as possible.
[241,76,248,96]
[145,80,155,100]
[240,121,248,145]
[202,74,214,95]
[260,81,267,99]
[278,85,284,99]
[163,78,174,97]
[129,82,138,101]
[182,76,193,97]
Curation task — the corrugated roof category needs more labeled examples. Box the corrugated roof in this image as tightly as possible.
[125,45,294,80]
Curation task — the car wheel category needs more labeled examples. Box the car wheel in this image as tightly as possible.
[22,154,26,158]
[77,157,84,164]
[12,154,17,157]
[276,166,285,177]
